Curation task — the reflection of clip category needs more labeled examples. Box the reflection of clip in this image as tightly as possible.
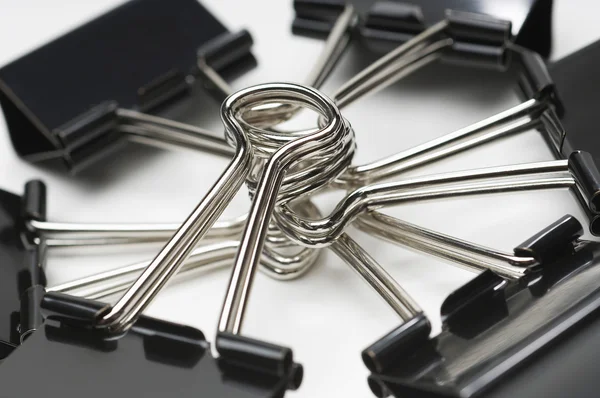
[0,0,255,172]
[366,216,600,397]
[293,0,553,57]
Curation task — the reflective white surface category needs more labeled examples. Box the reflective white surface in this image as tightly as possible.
[0,0,599,396]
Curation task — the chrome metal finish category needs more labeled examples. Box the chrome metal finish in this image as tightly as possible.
[276,165,574,247]
[197,6,357,128]
[334,20,449,106]
[95,87,254,333]
[218,83,355,334]
[337,99,547,187]
[356,212,536,280]
[331,233,421,320]
[118,110,234,156]
[29,215,245,244]
[197,56,234,101]
[243,5,357,127]
[321,20,555,191]
[49,238,319,300]
[304,5,357,89]
[216,83,420,337]
[335,38,451,109]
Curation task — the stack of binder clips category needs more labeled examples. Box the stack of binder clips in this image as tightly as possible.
[1,0,600,396]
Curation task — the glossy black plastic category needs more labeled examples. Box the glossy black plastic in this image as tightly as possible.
[22,180,47,222]
[292,0,362,39]
[569,151,600,213]
[199,29,255,72]
[362,0,552,56]
[0,309,298,397]
[547,40,600,188]
[216,332,296,377]
[361,313,431,373]
[0,184,46,357]
[0,0,255,170]
[56,102,120,150]
[292,0,553,57]
[41,292,111,328]
[440,270,510,339]
[445,10,510,46]
[514,45,555,100]
[514,39,600,236]
[514,214,582,263]
[367,216,600,397]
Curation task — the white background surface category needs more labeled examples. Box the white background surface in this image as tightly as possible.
[1,0,599,396]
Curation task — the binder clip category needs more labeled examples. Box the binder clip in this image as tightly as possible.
[0,179,198,358]
[296,28,600,235]
[0,177,324,361]
[293,0,553,58]
[0,105,313,394]
[0,0,255,173]
[527,38,600,183]
[0,298,301,397]
[0,81,352,395]
[364,215,600,397]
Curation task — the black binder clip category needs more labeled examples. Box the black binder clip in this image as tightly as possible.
[0,181,301,396]
[307,20,600,236]
[0,0,255,173]
[0,179,251,359]
[0,296,300,397]
[0,182,46,358]
[293,0,553,58]
[365,215,600,397]
[0,179,179,358]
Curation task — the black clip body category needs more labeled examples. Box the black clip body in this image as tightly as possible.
[293,0,552,59]
[0,294,299,397]
[513,39,600,234]
[0,0,255,172]
[0,181,48,358]
[543,40,600,182]
[365,216,600,397]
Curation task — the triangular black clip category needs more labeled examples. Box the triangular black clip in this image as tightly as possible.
[0,0,255,171]
[368,216,600,397]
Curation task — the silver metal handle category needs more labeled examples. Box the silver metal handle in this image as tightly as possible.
[94,89,254,333]
[356,212,536,280]
[49,238,320,299]
[218,82,355,334]
[334,20,450,107]
[331,233,421,320]
[337,99,546,187]
[275,161,573,246]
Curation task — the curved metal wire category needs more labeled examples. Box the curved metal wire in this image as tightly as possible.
[218,82,356,334]
[275,160,574,247]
